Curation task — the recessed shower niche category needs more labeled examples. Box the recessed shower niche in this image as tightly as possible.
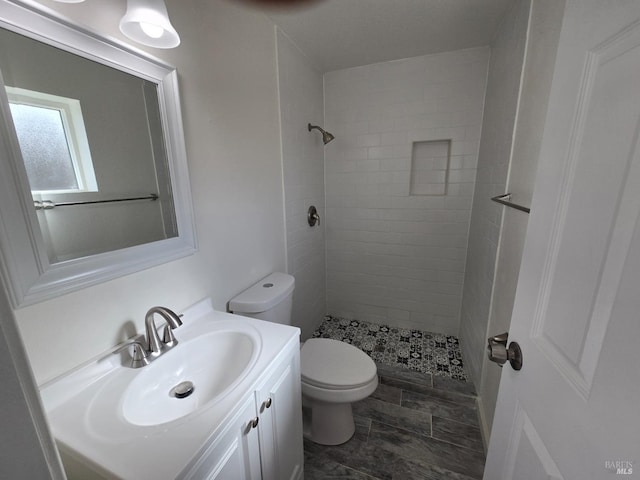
[410,139,451,196]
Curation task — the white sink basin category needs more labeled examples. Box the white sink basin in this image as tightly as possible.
[40,303,301,480]
[121,330,259,426]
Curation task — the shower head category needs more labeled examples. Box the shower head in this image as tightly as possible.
[308,123,335,145]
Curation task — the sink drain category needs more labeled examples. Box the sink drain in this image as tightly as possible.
[170,381,195,399]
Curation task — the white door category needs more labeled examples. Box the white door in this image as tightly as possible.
[484,0,640,478]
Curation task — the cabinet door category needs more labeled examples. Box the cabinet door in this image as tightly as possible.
[184,397,262,480]
[256,351,303,480]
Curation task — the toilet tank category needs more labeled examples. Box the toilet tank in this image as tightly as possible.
[229,272,295,325]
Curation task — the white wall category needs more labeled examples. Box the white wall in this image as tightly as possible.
[0,284,64,479]
[458,0,530,387]
[276,29,326,339]
[323,48,489,334]
[11,0,288,385]
[478,0,564,436]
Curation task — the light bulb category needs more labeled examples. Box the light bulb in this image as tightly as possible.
[120,0,180,49]
[140,22,164,39]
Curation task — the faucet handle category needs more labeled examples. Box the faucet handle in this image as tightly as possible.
[116,340,150,368]
[162,324,178,347]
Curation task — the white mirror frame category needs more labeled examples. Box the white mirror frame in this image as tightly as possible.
[0,0,197,308]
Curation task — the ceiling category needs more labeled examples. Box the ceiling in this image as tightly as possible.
[264,0,513,72]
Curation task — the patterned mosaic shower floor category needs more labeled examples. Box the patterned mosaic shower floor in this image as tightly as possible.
[311,316,468,381]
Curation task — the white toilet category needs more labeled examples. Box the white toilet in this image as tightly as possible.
[229,272,378,445]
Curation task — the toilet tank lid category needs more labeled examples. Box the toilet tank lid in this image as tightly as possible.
[229,272,295,313]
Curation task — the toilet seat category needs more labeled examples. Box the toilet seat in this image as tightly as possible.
[301,338,377,390]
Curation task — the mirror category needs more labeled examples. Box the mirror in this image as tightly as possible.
[0,1,196,307]
[2,28,178,263]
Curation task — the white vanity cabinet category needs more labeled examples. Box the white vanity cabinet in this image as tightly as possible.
[255,345,303,480]
[183,396,262,480]
[182,341,303,480]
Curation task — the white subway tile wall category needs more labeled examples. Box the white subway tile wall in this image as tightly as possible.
[324,47,490,335]
[459,1,530,387]
[277,30,326,339]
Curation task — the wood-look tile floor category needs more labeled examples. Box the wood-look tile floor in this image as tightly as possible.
[303,363,485,479]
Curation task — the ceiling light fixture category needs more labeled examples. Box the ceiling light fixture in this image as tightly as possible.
[119,0,180,49]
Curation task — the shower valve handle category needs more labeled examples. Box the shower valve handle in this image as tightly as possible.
[308,206,320,226]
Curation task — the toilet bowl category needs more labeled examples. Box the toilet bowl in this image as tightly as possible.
[229,272,378,446]
[300,338,378,445]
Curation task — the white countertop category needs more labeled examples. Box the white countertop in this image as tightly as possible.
[40,298,300,479]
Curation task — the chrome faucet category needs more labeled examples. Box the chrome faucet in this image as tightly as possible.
[144,306,183,356]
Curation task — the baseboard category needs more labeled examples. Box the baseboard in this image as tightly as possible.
[476,394,492,455]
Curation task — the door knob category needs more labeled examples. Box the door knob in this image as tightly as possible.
[487,332,523,370]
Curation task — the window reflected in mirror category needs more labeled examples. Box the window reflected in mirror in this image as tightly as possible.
[7,86,97,193]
